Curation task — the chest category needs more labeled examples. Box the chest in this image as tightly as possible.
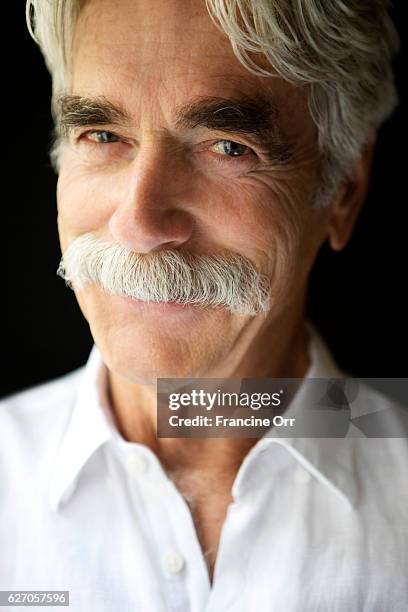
[167,470,235,582]
[5,476,408,611]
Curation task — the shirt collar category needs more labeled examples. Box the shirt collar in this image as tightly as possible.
[232,322,358,509]
[49,344,120,511]
[49,323,357,512]
[292,321,358,509]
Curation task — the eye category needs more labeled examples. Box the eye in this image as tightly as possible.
[74,129,132,163]
[211,140,252,158]
[85,130,120,144]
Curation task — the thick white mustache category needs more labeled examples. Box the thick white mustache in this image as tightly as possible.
[57,233,271,315]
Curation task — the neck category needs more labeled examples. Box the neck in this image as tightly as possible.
[106,314,311,474]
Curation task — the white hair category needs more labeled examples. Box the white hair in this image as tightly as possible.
[26,0,400,206]
[57,233,272,315]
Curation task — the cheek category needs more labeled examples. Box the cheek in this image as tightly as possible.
[72,288,90,322]
[203,174,307,277]
[56,159,117,247]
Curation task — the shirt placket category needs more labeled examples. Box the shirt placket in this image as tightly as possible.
[120,443,212,612]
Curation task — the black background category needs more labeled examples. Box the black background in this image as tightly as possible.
[1,2,406,398]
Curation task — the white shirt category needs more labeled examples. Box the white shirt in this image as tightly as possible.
[1,325,408,612]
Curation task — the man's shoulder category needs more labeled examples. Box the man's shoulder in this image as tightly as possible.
[0,364,86,447]
[0,364,89,513]
[348,378,408,438]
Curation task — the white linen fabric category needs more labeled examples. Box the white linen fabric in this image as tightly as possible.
[1,325,407,612]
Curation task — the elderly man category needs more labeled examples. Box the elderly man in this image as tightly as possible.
[0,0,406,611]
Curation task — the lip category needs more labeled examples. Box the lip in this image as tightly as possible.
[120,295,201,314]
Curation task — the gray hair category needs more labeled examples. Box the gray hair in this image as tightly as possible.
[26,0,400,207]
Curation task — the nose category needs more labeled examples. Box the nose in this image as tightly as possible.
[108,143,195,253]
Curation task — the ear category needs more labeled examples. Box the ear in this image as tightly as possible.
[327,129,377,251]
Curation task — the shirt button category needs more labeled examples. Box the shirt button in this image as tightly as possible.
[163,551,185,575]
[126,454,147,475]
[294,467,312,484]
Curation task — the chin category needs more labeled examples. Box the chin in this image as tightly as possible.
[84,290,238,382]
[95,327,217,385]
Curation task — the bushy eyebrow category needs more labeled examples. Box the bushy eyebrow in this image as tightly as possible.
[173,94,293,163]
[56,93,294,164]
[57,95,131,135]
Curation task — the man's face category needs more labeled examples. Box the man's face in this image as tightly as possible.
[57,0,330,383]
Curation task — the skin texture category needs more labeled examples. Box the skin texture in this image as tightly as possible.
[56,0,375,581]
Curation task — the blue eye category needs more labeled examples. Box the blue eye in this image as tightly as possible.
[212,140,251,157]
[87,130,120,143]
